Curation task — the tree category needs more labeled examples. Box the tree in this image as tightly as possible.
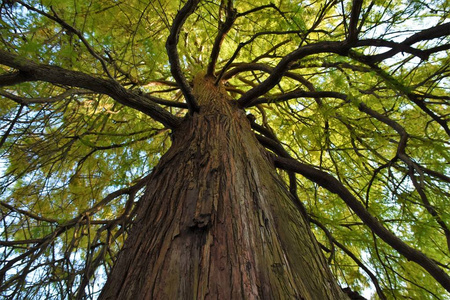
[0,0,449,298]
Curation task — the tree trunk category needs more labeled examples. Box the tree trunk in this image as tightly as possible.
[99,76,347,299]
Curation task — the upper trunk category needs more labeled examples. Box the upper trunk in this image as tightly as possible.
[100,76,347,299]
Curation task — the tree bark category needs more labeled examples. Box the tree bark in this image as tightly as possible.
[99,75,347,299]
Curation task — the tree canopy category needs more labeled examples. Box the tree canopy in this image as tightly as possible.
[0,0,449,299]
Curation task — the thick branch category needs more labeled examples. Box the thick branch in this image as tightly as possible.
[206,0,236,77]
[165,0,200,113]
[0,49,181,128]
[216,32,300,83]
[83,173,150,216]
[424,44,450,56]
[355,39,429,60]
[236,22,448,107]
[367,22,450,63]
[272,154,450,292]
[237,41,349,107]
[258,89,450,246]
[0,71,29,86]
[348,0,363,42]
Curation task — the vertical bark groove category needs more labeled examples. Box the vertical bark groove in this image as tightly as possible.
[100,76,347,299]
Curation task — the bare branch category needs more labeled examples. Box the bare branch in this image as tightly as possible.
[424,44,450,55]
[217,32,300,83]
[236,22,449,108]
[223,62,300,81]
[165,0,200,113]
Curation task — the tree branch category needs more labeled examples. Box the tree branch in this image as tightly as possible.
[236,21,449,108]
[216,32,299,83]
[17,0,114,79]
[250,90,347,106]
[223,62,312,84]
[206,0,236,77]
[0,89,90,105]
[272,154,450,292]
[143,93,188,108]
[310,217,387,300]
[366,22,450,63]
[348,0,363,42]
[0,104,24,149]
[0,49,181,128]
[236,3,279,18]
[356,100,450,252]
[355,39,429,60]
[165,0,200,113]
[0,198,58,224]
[0,71,28,86]
[256,89,450,246]
[237,41,349,107]
[350,53,450,137]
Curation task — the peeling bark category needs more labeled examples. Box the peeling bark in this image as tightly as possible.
[100,76,347,299]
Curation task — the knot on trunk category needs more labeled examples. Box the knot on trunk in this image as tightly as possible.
[189,213,212,230]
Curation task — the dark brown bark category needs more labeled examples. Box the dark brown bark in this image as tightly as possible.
[99,76,347,299]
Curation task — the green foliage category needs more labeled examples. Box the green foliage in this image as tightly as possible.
[1,0,449,299]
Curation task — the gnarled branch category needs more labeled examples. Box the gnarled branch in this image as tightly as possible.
[165,0,200,113]
[237,41,350,107]
[206,0,236,77]
[0,49,181,128]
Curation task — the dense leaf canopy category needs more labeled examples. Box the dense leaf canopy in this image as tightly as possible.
[0,0,449,299]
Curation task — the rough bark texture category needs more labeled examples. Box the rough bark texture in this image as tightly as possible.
[99,76,347,299]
